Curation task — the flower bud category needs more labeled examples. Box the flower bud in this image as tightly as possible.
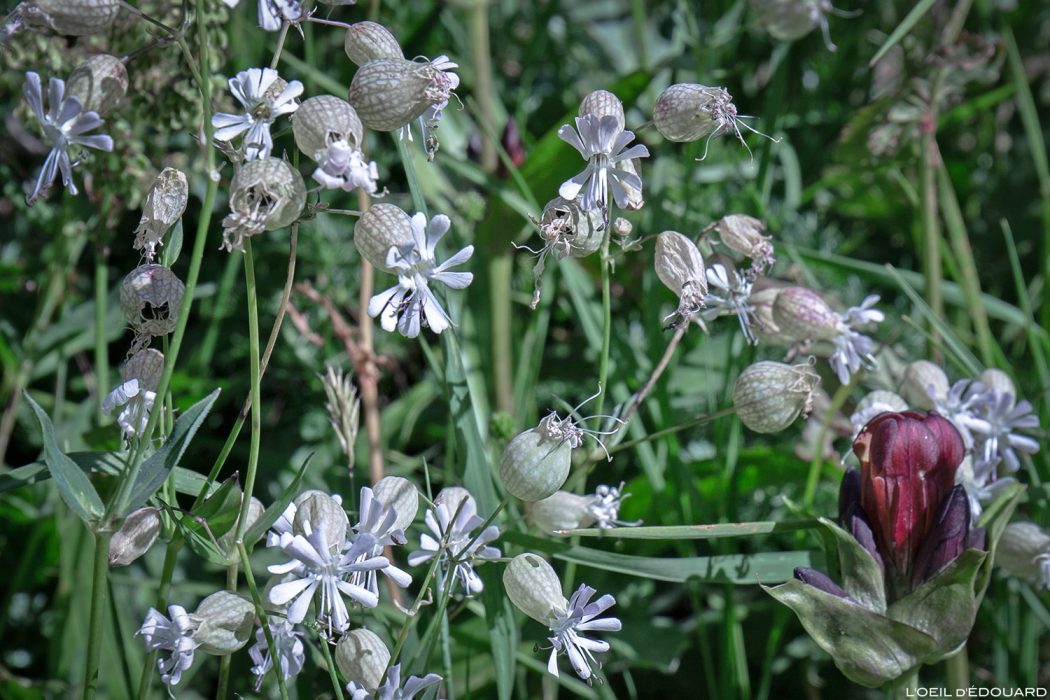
[499,414,577,502]
[898,360,949,410]
[134,168,188,260]
[849,390,908,435]
[293,95,365,158]
[578,89,624,132]
[18,0,119,35]
[502,553,567,625]
[109,506,161,566]
[119,264,185,337]
[344,21,404,66]
[536,196,603,258]
[526,491,597,533]
[733,360,820,433]
[655,230,707,311]
[292,491,348,550]
[711,214,774,272]
[354,203,414,272]
[191,591,255,655]
[652,83,737,143]
[221,158,306,253]
[65,53,127,116]
[978,368,1015,398]
[997,522,1050,586]
[771,286,841,342]
[372,476,419,532]
[612,217,632,239]
[348,58,457,132]
[335,628,390,690]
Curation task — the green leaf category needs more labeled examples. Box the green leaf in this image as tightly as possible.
[559,519,818,540]
[242,454,313,548]
[124,389,220,513]
[975,482,1025,599]
[179,476,242,565]
[161,219,184,268]
[479,567,518,700]
[764,580,938,687]
[817,516,887,613]
[868,0,937,67]
[24,392,104,524]
[886,549,986,661]
[505,532,822,584]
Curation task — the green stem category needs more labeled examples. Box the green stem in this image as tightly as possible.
[238,542,289,700]
[440,587,455,700]
[82,530,113,700]
[318,631,344,697]
[595,229,613,419]
[945,646,969,693]
[137,534,183,700]
[802,377,855,510]
[886,668,920,699]
[94,239,109,422]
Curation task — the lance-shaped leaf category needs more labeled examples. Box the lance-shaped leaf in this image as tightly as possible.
[974,482,1025,600]
[179,476,242,565]
[25,392,104,524]
[817,516,887,613]
[763,580,939,687]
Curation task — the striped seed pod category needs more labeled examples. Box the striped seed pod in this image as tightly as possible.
[748,286,783,343]
[292,491,348,552]
[348,58,455,132]
[733,360,820,433]
[191,591,255,655]
[335,628,390,690]
[526,491,598,533]
[18,0,119,36]
[898,360,949,411]
[997,522,1050,586]
[119,264,185,337]
[503,553,567,625]
[711,214,774,271]
[354,203,414,272]
[579,89,625,132]
[344,21,403,66]
[752,0,828,41]
[652,83,736,143]
[372,476,419,532]
[122,347,164,392]
[221,158,306,252]
[293,95,365,159]
[66,53,127,116]
[108,506,161,566]
[771,286,841,342]
[499,414,577,502]
[978,368,1015,398]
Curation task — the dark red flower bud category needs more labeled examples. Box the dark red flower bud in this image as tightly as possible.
[794,567,852,601]
[852,411,964,591]
[910,485,972,588]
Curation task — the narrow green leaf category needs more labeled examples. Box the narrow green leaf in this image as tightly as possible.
[161,219,184,268]
[505,532,822,584]
[479,567,518,700]
[124,389,221,512]
[243,454,313,548]
[559,519,818,539]
[2,455,217,502]
[24,392,104,523]
[180,476,242,565]
[868,0,937,67]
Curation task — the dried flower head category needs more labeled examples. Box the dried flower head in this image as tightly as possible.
[65,53,127,116]
[120,265,185,338]
[655,230,707,325]
[322,365,361,470]
[109,506,161,566]
[134,168,189,260]
[521,196,603,308]
[221,157,306,252]
[21,70,113,205]
[707,214,775,273]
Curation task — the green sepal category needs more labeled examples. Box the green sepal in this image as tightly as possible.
[817,516,887,613]
[763,580,938,688]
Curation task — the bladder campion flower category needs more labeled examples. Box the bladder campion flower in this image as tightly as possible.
[407,487,500,596]
[557,113,649,214]
[138,605,199,688]
[212,67,303,161]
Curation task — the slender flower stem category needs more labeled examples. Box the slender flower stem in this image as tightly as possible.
[82,530,112,700]
[440,592,455,700]
[237,542,289,700]
[318,631,344,697]
[802,376,856,510]
[136,533,183,700]
[594,228,614,420]
[94,236,109,422]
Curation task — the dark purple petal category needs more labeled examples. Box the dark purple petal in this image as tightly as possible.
[967,527,986,552]
[794,567,850,600]
[838,468,862,526]
[911,485,971,588]
[844,503,885,576]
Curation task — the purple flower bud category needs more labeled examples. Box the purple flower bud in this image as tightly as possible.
[910,485,972,588]
[794,567,852,601]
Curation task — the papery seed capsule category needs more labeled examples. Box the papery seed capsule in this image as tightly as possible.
[499,414,577,502]
[751,0,830,42]
[292,491,348,550]
[655,230,707,309]
[335,628,390,690]
[18,0,119,35]
[134,168,188,259]
[526,491,597,533]
[579,89,625,132]
[348,58,454,132]
[344,21,404,66]
[503,553,567,625]
[122,347,164,391]
[653,83,737,143]
[733,360,821,433]
[120,264,185,337]
[771,286,841,342]
[354,203,414,272]
[537,196,603,258]
[978,368,1015,398]
[293,95,365,159]
[221,158,306,253]
[372,476,419,532]
[66,53,127,116]
[997,522,1050,586]
[898,360,949,411]
[191,591,255,655]
[109,506,161,566]
[434,486,474,514]
[711,214,774,271]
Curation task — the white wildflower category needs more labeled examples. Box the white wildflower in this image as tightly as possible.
[313,139,379,194]
[407,491,500,596]
[399,55,459,158]
[248,619,305,692]
[588,483,640,529]
[212,68,303,160]
[701,263,758,343]
[347,486,413,600]
[22,71,113,205]
[138,605,199,688]
[347,664,442,700]
[367,213,474,338]
[557,114,649,213]
[547,584,621,681]
[828,295,882,385]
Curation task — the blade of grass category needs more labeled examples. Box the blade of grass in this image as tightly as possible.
[869,0,937,67]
